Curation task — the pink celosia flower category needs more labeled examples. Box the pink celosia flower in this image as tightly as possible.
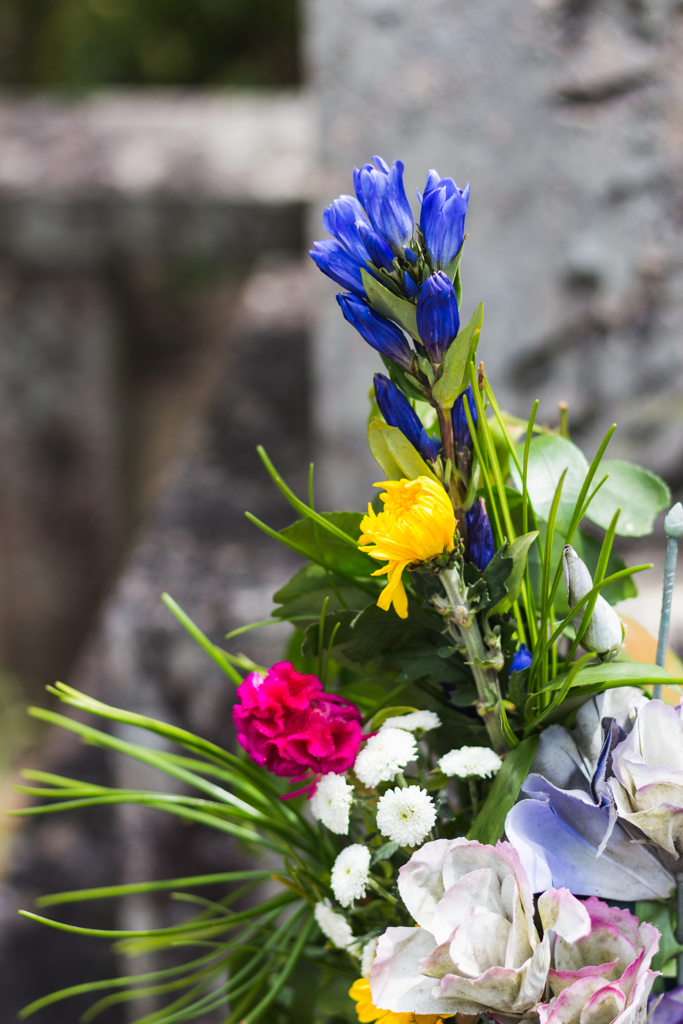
[233,661,362,778]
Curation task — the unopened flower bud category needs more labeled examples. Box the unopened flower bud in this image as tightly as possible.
[416,271,460,362]
[373,374,440,462]
[337,294,412,369]
[562,545,625,657]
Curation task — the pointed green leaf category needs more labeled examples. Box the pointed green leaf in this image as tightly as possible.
[361,268,420,341]
[280,514,374,577]
[467,735,539,845]
[368,418,441,483]
[431,303,483,408]
[491,531,539,614]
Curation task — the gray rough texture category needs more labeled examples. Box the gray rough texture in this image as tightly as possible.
[0,261,311,1021]
[0,92,310,701]
[306,0,683,509]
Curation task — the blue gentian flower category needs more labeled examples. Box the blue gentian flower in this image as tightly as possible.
[452,385,477,453]
[322,194,370,264]
[310,239,366,297]
[419,171,470,268]
[373,374,440,462]
[357,220,396,271]
[353,156,414,249]
[466,497,495,570]
[416,271,460,362]
[337,295,412,368]
[508,643,532,677]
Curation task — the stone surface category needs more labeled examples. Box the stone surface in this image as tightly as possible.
[0,259,311,1021]
[0,94,307,700]
[306,0,683,509]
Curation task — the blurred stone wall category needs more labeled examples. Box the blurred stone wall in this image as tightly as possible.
[0,92,312,704]
[306,0,683,509]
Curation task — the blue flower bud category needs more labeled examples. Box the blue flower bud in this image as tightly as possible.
[419,171,470,268]
[337,295,412,369]
[452,385,477,453]
[416,271,460,362]
[353,156,414,249]
[310,239,366,297]
[322,194,371,264]
[466,497,495,570]
[403,273,419,300]
[403,247,418,265]
[374,374,440,462]
[508,643,532,677]
[357,220,396,271]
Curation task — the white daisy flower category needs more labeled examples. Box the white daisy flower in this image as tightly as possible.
[376,786,436,846]
[380,710,441,733]
[331,844,371,907]
[314,900,354,948]
[438,746,502,779]
[361,936,378,978]
[309,773,354,834]
[354,728,418,788]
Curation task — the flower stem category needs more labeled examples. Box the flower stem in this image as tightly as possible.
[468,777,479,821]
[440,566,509,755]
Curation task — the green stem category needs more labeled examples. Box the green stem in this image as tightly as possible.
[468,777,479,820]
[439,566,508,755]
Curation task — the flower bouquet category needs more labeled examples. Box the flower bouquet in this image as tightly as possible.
[15,156,683,1024]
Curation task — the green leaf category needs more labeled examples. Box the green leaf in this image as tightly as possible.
[361,268,420,341]
[491,532,539,614]
[431,303,484,409]
[370,842,399,865]
[302,604,444,666]
[380,645,471,687]
[272,564,371,623]
[511,435,589,536]
[280,514,375,578]
[542,661,679,692]
[467,736,539,845]
[368,706,419,730]
[636,901,683,972]
[584,459,671,537]
[480,544,514,611]
[442,241,465,284]
[368,418,441,483]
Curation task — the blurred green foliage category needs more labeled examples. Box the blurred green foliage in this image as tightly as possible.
[0,0,299,88]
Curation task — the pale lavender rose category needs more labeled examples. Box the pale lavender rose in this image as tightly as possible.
[611,700,683,858]
[369,840,588,1018]
[536,895,659,1024]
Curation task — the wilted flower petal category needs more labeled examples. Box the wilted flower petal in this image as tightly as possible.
[369,838,549,1017]
[611,700,683,857]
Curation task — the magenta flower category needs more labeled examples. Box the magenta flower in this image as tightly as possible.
[233,661,362,778]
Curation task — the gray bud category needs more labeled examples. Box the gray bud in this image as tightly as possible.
[665,503,683,539]
[563,545,625,658]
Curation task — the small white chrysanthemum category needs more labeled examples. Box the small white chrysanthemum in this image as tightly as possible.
[376,786,436,846]
[314,900,354,948]
[331,844,371,907]
[361,936,378,979]
[354,728,418,788]
[438,746,502,779]
[309,773,354,834]
[380,710,441,733]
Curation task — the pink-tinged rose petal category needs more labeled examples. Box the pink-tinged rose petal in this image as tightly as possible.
[430,868,506,945]
[537,896,660,1024]
[538,888,591,945]
[370,927,464,1015]
[581,983,626,1024]
[447,909,511,977]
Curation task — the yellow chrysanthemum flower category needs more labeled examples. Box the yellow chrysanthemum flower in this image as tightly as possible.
[349,978,447,1024]
[358,477,456,619]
